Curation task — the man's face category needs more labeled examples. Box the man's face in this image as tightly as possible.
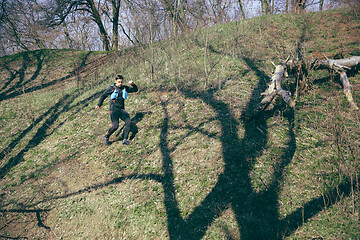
[115,78,123,87]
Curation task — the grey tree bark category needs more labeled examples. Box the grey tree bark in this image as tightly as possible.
[238,0,246,19]
[315,56,360,110]
[260,56,360,111]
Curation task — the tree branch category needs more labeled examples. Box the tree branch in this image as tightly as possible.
[260,56,360,111]
[316,56,360,110]
[260,62,295,110]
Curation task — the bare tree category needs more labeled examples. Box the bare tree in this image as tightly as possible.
[110,0,121,50]
[82,0,111,50]
[213,0,226,23]
[0,0,54,53]
[261,0,272,15]
[238,0,246,19]
[41,0,75,48]
[43,0,121,51]
[160,0,187,37]
[289,0,306,13]
[1,0,352,56]
[0,0,29,52]
[124,0,161,44]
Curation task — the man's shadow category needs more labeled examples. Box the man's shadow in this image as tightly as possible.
[115,112,151,141]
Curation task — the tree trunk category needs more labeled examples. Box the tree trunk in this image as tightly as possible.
[86,0,111,51]
[286,0,289,13]
[216,0,225,23]
[196,0,205,26]
[340,71,359,110]
[238,0,246,20]
[260,0,271,15]
[111,0,121,51]
[62,21,73,49]
[161,0,185,37]
[180,0,187,27]
[294,0,306,13]
[319,0,324,11]
[124,0,141,44]
[316,56,360,70]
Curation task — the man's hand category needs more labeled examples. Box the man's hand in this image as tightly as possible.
[129,81,135,86]
[95,105,100,110]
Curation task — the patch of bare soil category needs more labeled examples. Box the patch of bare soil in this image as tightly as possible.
[0,146,116,239]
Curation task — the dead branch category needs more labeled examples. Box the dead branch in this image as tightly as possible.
[316,56,360,71]
[259,56,360,111]
[340,71,359,110]
[260,62,295,110]
[316,56,360,110]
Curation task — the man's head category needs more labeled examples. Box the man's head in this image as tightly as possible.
[115,75,124,87]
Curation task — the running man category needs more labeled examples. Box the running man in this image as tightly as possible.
[95,75,138,146]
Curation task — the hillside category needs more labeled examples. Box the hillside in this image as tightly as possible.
[1,8,360,239]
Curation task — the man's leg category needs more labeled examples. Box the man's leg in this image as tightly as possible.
[119,109,131,144]
[104,111,120,145]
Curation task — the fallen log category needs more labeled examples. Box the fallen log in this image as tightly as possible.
[316,56,360,71]
[340,71,359,110]
[316,56,360,110]
[260,62,295,110]
[259,56,360,111]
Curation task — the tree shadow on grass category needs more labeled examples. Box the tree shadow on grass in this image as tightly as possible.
[27,59,355,238]
[0,51,93,102]
[0,89,105,237]
[1,56,358,239]
[0,88,104,180]
[0,208,51,232]
[0,50,113,175]
[157,57,355,239]
[0,94,83,182]
[160,77,278,239]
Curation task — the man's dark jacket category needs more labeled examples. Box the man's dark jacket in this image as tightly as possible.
[97,84,138,111]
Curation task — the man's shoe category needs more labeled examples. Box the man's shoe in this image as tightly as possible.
[104,136,110,146]
[122,139,131,145]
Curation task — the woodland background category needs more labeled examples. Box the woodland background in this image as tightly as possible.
[1,0,357,56]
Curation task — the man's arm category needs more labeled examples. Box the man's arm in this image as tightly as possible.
[127,81,138,93]
[95,86,113,109]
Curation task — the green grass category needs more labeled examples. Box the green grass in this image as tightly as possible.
[1,7,360,240]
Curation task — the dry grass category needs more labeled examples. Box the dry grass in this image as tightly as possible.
[1,8,359,240]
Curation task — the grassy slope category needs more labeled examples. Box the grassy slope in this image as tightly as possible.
[1,8,359,239]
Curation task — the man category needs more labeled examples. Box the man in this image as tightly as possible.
[95,75,138,146]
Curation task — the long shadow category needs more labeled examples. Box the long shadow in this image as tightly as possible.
[141,54,272,239]
[158,102,185,238]
[20,50,45,87]
[0,52,30,95]
[0,86,105,180]
[0,93,75,179]
[157,56,296,239]
[0,60,19,93]
[0,208,51,230]
[115,111,151,140]
[0,51,91,102]
[279,174,357,237]
[5,83,355,238]
[0,52,31,96]
[178,91,273,238]
[0,87,103,164]
[157,57,356,239]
